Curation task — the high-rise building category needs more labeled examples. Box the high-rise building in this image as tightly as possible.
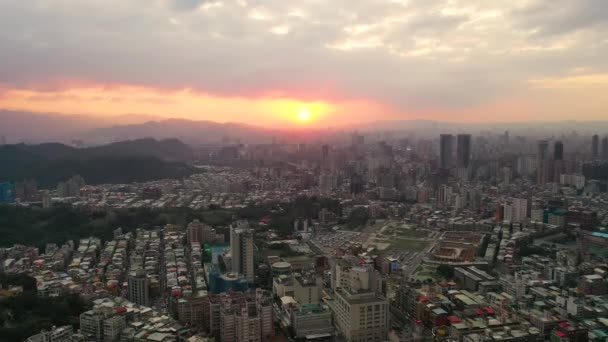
[0,182,15,204]
[177,294,207,328]
[187,219,221,244]
[554,141,564,160]
[321,144,331,170]
[592,134,599,157]
[14,179,38,202]
[437,185,452,207]
[230,221,255,283]
[208,290,274,341]
[439,134,454,170]
[602,136,608,158]
[504,198,528,223]
[456,134,471,168]
[333,288,388,342]
[537,140,551,184]
[127,269,149,307]
[103,314,126,341]
[187,219,204,245]
[538,140,549,160]
[456,134,472,180]
[80,310,105,341]
[56,175,86,198]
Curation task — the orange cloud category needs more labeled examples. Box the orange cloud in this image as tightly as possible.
[0,80,413,128]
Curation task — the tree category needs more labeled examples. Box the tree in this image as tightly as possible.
[437,264,454,279]
[346,207,370,228]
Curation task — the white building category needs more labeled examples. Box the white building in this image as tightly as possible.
[127,269,149,307]
[333,288,388,342]
[504,198,528,223]
[230,221,255,283]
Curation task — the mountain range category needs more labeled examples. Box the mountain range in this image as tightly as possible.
[3,110,608,145]
[0,138,195,187]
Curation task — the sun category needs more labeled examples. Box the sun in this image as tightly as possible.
[297,108,311,122]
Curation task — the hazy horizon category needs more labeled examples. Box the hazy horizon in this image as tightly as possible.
[1,1,608,128]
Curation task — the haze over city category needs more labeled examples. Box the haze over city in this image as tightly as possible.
[2,0,608,129]
[4,2,608,342]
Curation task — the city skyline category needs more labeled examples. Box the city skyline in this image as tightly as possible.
[1,1,608,128]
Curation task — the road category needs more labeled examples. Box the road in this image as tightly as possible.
[402,232,443,278]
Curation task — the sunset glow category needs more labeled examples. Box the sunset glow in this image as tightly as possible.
[2,1,608,125]
[0,84,382,127]
[297,108,311,122]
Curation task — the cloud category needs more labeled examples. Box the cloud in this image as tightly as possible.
[513,0,608,38]
[168,0,209,11]
[0,0,608,121]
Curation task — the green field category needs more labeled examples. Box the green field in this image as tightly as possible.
[394,229,429,238]
[390,238,428,252]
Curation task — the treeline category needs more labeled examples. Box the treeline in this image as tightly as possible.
[0,196,343,248]
[0,205,235,248]
[0,273,91,342]
[0,292,90,341]
[0,156,194,188]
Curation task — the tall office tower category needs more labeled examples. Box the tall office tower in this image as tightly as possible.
[321,144,329,169]
[554,141,564,160]
[602,136,608,158]
[439,134,454,169]
[127,269,149,307]
[538,140,549,160]
[456,134,472,180]
[592,135,599,157]
[456,134,472,168]
[230,221,255,283]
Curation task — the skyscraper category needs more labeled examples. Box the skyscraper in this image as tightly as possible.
[127,269,149,307]
[456,134,472,180]
[538,140,549,160]
[592,134,599,157]
[321,145,329,169]
[230,221,255,283]
[439,134,454,170]
[456,134,471,168]
[554,141,564,160]
[602,136,608,158]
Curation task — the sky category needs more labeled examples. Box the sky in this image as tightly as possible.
[1,0,608,128]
